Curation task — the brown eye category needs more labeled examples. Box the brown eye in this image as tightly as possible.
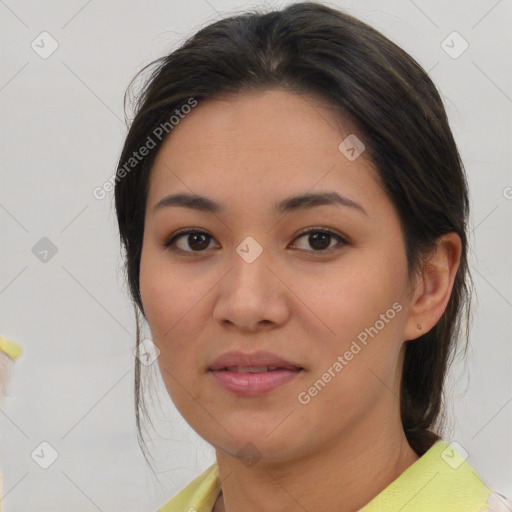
[164,229,217,253]
[163,227,348,256]
[291,228,348,252]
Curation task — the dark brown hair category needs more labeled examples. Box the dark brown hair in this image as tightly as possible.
[114,1,473,468]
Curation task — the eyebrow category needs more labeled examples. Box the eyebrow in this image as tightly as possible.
[153,191,368,216]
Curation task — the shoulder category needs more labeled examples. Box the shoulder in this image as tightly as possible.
[427,441,511,512]
[362,440,509,512]
[156,462,221,512]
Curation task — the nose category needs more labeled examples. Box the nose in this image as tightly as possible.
[212,242,291,332]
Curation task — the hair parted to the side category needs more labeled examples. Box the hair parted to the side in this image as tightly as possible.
[114,1,473,469]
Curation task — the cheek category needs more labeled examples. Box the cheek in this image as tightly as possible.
[139,246,192,334]
[139,246,208,378]
[139,248,168,333]
[139,248,191,372]
[293,248,409,396]
[296,252,406,343]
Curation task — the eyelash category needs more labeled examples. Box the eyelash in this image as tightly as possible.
[162,226,349,256]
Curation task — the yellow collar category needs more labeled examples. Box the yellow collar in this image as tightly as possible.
[157,440,495,512]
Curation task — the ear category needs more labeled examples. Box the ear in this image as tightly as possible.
[403,232,462,341]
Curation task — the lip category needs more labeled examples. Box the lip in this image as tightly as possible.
[210,368,303,395]
[207,350,304,372]
[207,350,304,396]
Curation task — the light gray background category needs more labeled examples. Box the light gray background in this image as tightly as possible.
[1,0,511,510]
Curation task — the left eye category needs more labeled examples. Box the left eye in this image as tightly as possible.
[163,228,347,254]
[292,228,347,252]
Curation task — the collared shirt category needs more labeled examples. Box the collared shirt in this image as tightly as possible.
[156,440,510,512]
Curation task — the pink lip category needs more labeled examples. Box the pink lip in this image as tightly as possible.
[207,350,303,372]
[209,368,303,395]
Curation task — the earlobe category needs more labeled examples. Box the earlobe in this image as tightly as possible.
[403,233,462,341]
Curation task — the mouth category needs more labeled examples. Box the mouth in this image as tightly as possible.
[208,366,304,395]
[207,350,304,373]
[213,366,304,373]
[206,350,305,395]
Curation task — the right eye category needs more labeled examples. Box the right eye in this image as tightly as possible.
[163,229,218,254]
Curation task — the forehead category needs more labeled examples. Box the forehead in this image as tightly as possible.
[146,88,384,215]
[154,88,362,158]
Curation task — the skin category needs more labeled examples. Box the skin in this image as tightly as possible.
[139,88,461,512]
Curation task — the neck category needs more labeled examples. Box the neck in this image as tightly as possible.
[213,407,420,512]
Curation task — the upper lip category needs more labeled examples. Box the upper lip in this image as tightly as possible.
[208,350,303,371]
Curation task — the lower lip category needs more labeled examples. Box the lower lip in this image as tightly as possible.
[209,368,303,395]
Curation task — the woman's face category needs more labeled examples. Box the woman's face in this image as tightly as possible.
[139,88,420,462]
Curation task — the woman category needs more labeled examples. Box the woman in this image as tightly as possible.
[114,2,509,511]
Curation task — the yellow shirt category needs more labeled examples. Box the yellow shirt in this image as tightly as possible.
[0,337,22,510]
[156,440,508,512]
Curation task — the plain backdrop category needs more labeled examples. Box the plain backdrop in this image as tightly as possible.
[1,0,511,510]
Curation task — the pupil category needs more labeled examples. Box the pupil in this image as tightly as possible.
[190,233,209,250]
[310,232,330,250]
